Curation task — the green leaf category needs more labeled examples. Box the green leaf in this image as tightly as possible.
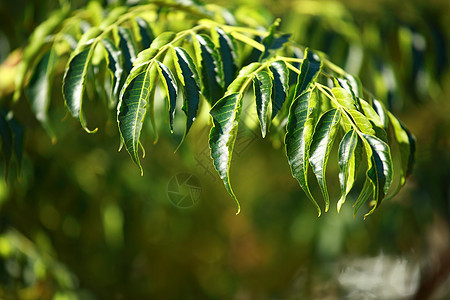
[155,62,178,132]
[347,109,376,135]
[386,112,415,196]
[62,46,98,133]
[371,98,388,128]
[359,98,384,128]
[309,108,341,212]
[353,178,373,217]
[337,130,362,212]
[194,34,224,105]
[226,63,261,94]
[209,93,243,214]
[285,89,321,215]
[118,27,137,74]
[269,60,289,119]
[332,87,356,110]
[294,48,322,98]
[7,116,24,174]
[259,18,291,61]
[173,47,201,142]
[25,48,57,140]
[361,134,393,218]
[253,71,273,137]
[102,38,123,106]
[136,17,154,49]
[132,32,176,74]
[117,67,152,175]
[215,27,238,88]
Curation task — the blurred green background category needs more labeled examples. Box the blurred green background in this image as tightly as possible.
[0,0,449,299]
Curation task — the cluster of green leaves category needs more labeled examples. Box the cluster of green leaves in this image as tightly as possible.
[6,0,414,217]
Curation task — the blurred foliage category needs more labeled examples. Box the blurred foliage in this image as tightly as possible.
[0,0,449,299]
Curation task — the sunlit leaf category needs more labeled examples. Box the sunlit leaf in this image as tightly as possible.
[215,27,238,88]
[285,89,321,215]
[156,62,178,132]
[209,93,243,214]
[337,129,362,212]
[269,60,289,119]
[194,34,224,105]
[102,38,123,106]
[117,67,152,175]
[294,48,322,98]
[118,27,137,74]
[253,71,272,137]
[309,108,341,211]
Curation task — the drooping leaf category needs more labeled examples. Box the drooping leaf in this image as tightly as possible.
[253,71,272,137]
[215,27,238,88]
[294,48,322,98]
[347,109,376,135]
[386,112,415,197]
[156,62,178,132]
[117,67,152,175]
[173,47,201,141]
[353,178,373,217]
[361,133,393,218]
[309,108,341,211]
[101,38,123,106]
[371,98,388,128]
[136,17,154,49]
[194,34,224,105]
[337,129,362,212]
[285,89,321,215]
[118,27,137,75]
[209,93,243,214]
[259,18,291,61]
[25,48,57,140]
[332,87,356,110]
[62,46,97,132]
[269,60,289,119]
[226,63,261,94]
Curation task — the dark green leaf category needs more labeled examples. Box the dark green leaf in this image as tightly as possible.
[156,62,178,132]
[362,134,393,218]
[173,47,201,141]
[117,67,152,175]
[285,89,321,215]
[7,116,24,174]
[269,60,289,119]
[226,63,260,94]
[337,130,362,212]
[216,27,238,88]
[209,93,243,214]
[294,48,322,98]
[194,34,224,105]
[118,27,137,74]
[353,178,373,217]
[62,46,97,132]
[25,48,57,140]
[253,71,272,137]
[309,108,341,211]
[102,38,123,105]
[136,17,154,49]
[260,18,291,60]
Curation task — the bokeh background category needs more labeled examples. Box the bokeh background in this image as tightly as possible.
[0,0,449,299]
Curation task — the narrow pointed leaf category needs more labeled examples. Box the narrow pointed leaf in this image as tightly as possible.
[253,71,272,137]
[332,87,356,110]
[132,32,176,71]
[361,134,393,218]
[353,178,373,217]
[62,46,97,132]
[216,27,238,88]
[25,48,57,139]
[226,63,260,95]
[371,98,388,128]
[294,48,322,98]
[136,17,154,49]
[118,27,137,74]
[209,93,243,214]
[117,67,152,175]
[156,62,178,132]
[173,47,201,139]
[269,60,289,119]
[259,19,291,61]
[194,34,224,105]
[285,89,321,215]
[309,108,341,211]
[337,130,362,212]
[386,112,415,196]
[347,109,376,135]
[102,38,123,104]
